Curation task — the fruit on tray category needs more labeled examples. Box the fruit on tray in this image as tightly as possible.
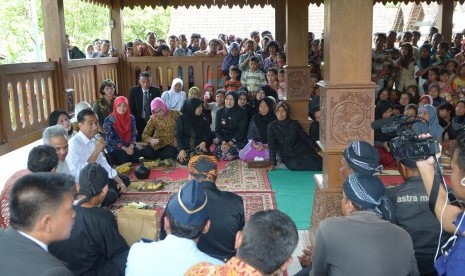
[115,162,132,174]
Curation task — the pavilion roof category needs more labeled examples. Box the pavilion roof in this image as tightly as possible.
[81,0,463,9]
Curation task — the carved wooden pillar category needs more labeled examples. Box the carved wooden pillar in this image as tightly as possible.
[110,0,126,96]
[275,0,286,45]
[41,0,69,109]
[285,0,311,124]
[437,0,454,43]
[309,0,377,243]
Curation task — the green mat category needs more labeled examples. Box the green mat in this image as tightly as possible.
[267,169,319,230]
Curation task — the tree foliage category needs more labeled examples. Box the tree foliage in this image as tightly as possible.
[0,0,171,64]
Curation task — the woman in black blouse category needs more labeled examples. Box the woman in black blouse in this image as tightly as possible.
[176,98,212,165]
[214,91,248,160]
[267,101,322,171]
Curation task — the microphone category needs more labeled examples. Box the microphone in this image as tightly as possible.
[94,134,108,154]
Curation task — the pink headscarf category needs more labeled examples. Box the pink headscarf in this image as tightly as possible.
[150,97,168,117]
[203,83,215,103]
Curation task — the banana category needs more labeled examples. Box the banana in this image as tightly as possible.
[115,162,132,174]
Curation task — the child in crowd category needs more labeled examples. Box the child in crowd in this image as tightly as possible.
[188,86,201,99]
[452,63,465,96]
[250,87,266,114]
[240,56,266,99]
[276,52,286,68]
[203,89,226,133]
[431,41,451,66]
[277,69,286,100]
[223,65,242,92]
[202,83,215,125]
[423,68,439,93]
[407,85,420,104]
[445,59,458,83]
[438,69,453,102]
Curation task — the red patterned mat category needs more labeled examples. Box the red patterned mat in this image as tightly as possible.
[107,191,276,223]
[126,160,271,193]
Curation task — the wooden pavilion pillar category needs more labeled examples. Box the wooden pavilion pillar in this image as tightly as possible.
[284,0,311,125]
[41,0,69,108]
[308,0,377,243]
[275,0,286,45]
[437,0,454,43]
[110,0,127,95]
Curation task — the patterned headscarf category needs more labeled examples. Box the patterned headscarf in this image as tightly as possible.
[343,173,393,222]
[150,97,168,117]
[188,155,218,182]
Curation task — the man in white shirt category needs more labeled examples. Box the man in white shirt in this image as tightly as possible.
[43,125,71,175]
[126,179,223,275]
[66,108,126,206]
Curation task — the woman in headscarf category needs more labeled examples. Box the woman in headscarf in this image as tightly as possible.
[176,98,213,165]
[161,78,186,111]
[188,86,202,99]
[415,43,433,95]
[202,83,215,125]
[85,44,94,59]
[267,101,322,171]
[103,96,140,165]
[221,42,240,77]
[92,79,116,133]
[374,100,397,169]
[412,104,443,142]
[214,91,248,160]
[141,98,180,160]
[446,100,465,157]
[391,43,416,92]
[239,97,276,161]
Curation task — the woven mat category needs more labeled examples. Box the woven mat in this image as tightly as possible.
[125,160,271,193]
[107,191,276,223]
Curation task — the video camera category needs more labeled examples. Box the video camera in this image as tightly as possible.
[371,114,440,161]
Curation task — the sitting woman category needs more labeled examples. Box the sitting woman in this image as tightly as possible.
[161,78,186,111]
[239,98,276,161]
[412,104,443,142]
[308,105,321,150]
[92,79,116,133]
[214,91,248,160]
[49,109,73,137]
[176,98,212,165]
[447,100,465,157]
[141,98,180,160]
[188,86,202,99]
[237,90,254,125]
[267,101,322,171]
[49,164,129,276]
[374,100,397,169]
[103,96,140,165]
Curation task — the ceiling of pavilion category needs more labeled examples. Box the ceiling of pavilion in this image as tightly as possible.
[81,0,464,9]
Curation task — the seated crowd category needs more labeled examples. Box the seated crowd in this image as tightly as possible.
[2,28,465,276]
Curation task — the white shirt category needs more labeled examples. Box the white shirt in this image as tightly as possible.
[126,234,223,276]
[56,160,71,175]
[18,230,48,252]
[66,131,117,182]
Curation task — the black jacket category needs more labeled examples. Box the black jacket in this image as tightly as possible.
[215,106,248,145]
[176,114,212,150]
[128,85,162,122]
[159,181,245,262]
[267,119,319,165]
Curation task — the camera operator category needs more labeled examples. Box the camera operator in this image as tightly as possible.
[386,157,447,276]
[374,100,397,169]
[416,133,465,275]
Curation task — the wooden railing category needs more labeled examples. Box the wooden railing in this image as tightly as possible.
[0,55,225,155]
[125,56,225,93]
[68,57,120,106]
[0,62,59,155]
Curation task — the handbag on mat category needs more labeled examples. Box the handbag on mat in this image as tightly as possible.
[117,208,159,246]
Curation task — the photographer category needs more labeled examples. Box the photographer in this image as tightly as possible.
[386,158,447,276]
[416,133,465,275]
